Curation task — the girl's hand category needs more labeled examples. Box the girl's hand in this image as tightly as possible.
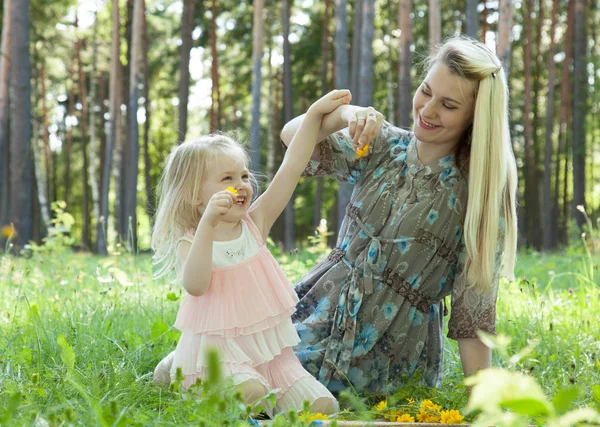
[345,106,384,151]
[200,191,237,227]
[308,89,352,117]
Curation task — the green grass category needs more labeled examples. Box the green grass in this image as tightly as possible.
[1,239,600,425]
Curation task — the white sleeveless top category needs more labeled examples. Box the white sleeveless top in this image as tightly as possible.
[179,220,260,269]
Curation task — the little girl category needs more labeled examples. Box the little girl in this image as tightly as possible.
[151,90,351,415]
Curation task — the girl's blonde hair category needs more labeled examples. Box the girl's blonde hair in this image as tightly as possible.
[428,37,518,293]
[151,134,253,280]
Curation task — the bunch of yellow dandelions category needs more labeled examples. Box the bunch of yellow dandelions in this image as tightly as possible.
[372,398,466,424]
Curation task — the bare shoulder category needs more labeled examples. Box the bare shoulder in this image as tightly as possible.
[176,239,192,266]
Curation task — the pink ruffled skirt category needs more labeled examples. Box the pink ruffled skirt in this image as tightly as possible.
[153,244,338,415]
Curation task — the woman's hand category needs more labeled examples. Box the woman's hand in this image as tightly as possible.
[343,105,384,151]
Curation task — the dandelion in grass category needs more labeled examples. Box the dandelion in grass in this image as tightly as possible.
[440,409,465,424]
[373,400,387,412]
[407,397,415,406]
[300,412,328,421]
[396,413,415,422]
[416,408,441,423]
[1,224,15,238]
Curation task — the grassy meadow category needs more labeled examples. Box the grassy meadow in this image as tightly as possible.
[1,230,600,426]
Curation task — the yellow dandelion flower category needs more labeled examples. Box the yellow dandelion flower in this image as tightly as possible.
[356,144,370,158]
[1,224,15,238]
[440,409,465,424]
[396,413,415,422]
[419,399,442,412]
[385,410,405,421]
[373,400,388,412]
[407,397,415,406]
[300,412,328,421]
[226,186,238,196]
[416,408,441,423]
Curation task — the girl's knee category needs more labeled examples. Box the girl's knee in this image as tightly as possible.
[310,396,337,415]
[236,379,269,404]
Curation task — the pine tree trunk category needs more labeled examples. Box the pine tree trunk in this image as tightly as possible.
[0,0,11,235]
[283,0,295,251]
[65,61,75,209]
[178,0,196,141]
[429,0,441,48]
[9,0,33,249]
[350,0,362,98]
[89,8,101,249]
[124,0,145,252]
[572,0,587,227]
[465,0,479,38]
[142,0,153,224]
[543,0,559,250]
[497,0,513,75]
[315,0,331,230]
[40,61,52,207]
[522,0,538,248]
[250,0,264,172]
[359,0,375,107]
[209,0,221,131]
[397,0,412,127]
[98,0,122,254]
[76,19,92,251]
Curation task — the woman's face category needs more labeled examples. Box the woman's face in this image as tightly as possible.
[412,62,477,150]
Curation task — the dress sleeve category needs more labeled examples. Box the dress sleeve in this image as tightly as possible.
[447,232,504,340]
[301,121,411,184]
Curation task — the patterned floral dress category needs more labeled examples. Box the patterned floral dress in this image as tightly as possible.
[292,122,503,393]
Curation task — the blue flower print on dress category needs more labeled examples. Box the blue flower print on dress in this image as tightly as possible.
[395,237,413,255]
[428,303,439,322]
[407,273,422,289]
[408,306,424,327]
[373,253,388,274]
[340,235,351,251]
[305,297,331,323]
[358,223,375,240]
[295,323,316,344]
[447,192,458,210]
[347,367,369,390]
[373,167,386,178]
[438,154,455,169]
[426,209,440,225]
[382,302,399,321]
[295,345,322,363]
[352,323,379,357]
[454,224,463,243]
[439,276,447,291]
[365,358,391,390]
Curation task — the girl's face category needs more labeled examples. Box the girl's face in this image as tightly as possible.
[197,154,253,221]
[412,62,477,150]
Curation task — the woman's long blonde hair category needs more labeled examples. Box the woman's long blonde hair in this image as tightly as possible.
[428,37,518,293]
[151,134,252,280]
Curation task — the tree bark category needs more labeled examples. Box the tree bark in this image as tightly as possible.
[543,0,559,250]
[40,61,52,207]
[124,0,145,252]
[89,6,101,249]
[178,0,196,141]
[9,0,33,249]
[429,0,441,49]
[283,0,295,251]
[0,0,11,236]
[142,0,153,224]
[497,0,513,75]
[522,0,538,248]
[98,0,122,255]
[359,0,375,106]
[572,0,587,227]
[76,17,92,251]
[209,0,221,130]
[314,0,331,230]
[350,0,362,98]
[250,0,264,173]
[397,0,412,127]
[465,0,479,39]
